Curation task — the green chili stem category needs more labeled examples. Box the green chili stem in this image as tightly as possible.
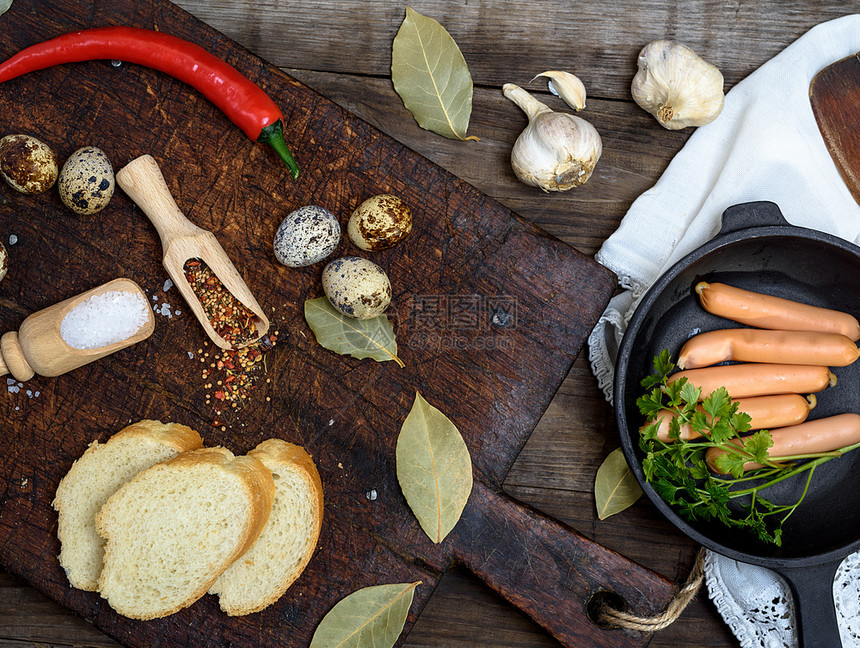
[258,120,300,180]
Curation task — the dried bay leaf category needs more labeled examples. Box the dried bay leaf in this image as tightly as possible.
[0,0,11,16]
[391,6,478,141]
[594,447,643,520]
[396,391,473,543]
[309,581,420,648]
[304,297,404,367]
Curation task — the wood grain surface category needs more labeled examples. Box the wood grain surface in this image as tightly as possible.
[811,51,860,206]
[2,1,859,648]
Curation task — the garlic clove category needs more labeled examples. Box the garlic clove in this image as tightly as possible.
[503,83,602,192]
[531,70,587,110]
[631,39,724,130]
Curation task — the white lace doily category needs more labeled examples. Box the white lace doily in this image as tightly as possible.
[704,549,860,648]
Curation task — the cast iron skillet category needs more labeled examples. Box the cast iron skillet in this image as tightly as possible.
[614,201,860,647]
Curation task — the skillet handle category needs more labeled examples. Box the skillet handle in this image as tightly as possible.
[718,201,791,236]
[779,561,842,648]
[447,481,677,648]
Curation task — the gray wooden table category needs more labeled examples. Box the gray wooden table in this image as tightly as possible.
[2,1,857,646]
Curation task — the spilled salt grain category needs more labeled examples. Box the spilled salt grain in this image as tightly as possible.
[164,278,174,292]
[61,290,149,350]
[8,234,17,245]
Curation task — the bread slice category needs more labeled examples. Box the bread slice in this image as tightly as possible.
[52,420,204,591]
[95,446,274,619]
[209,439,323,615]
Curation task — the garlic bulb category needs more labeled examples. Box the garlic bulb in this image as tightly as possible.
[531,70,586,110]
[503,83,602,192]
[631,40,724,130]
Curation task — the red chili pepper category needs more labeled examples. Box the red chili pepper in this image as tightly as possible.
[0,26,300,179]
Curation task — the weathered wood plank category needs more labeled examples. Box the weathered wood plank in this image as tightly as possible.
[173,0,858,95]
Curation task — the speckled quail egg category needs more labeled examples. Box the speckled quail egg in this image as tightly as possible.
[58,146,115,215]
[0,241,7,283]
[0,134,58,194]
[322,256,392,319]
[347,194,412,251]
[273,205,341,267]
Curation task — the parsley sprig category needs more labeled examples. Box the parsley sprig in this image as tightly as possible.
[636,350,858,546]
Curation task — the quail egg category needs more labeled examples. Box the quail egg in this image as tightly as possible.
[58,146,115,215]
[0,241,7,283]
[273,205,341,267]
[347,194,412,251]
[322,257,392,319]
[0,134,58,194]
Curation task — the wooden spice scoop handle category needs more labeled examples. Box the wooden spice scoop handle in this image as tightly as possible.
[449,481,677,648]
[115,154,208,248]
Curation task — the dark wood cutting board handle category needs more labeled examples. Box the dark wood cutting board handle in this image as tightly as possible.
[449,481,677,648]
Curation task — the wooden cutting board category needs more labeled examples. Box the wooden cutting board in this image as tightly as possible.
[0,1,676,647]
[810,51,860,204]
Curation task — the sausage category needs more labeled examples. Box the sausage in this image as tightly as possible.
[677,328,859,369]
[696,282,860,341]
[668,363,836,400]
[646,393,816,442]
[706,413,860,473]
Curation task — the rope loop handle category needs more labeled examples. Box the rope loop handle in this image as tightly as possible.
[594,547,707,632]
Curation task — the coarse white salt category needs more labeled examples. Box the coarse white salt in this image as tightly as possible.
[8,234,17,245]
[164,278,174,292]
[60,290,150,350]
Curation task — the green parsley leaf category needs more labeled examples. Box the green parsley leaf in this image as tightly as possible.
[743,430,774,465]
[679,381,702,406]
[713,447,747,478]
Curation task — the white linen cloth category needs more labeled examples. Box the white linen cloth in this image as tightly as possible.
[586,14,860,647]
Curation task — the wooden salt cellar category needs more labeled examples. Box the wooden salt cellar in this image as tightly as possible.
[0,278,155,381]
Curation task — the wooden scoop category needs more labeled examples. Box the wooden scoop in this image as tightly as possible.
[0,278,155,381]
[810,51,860,205]
[116,154,270,350]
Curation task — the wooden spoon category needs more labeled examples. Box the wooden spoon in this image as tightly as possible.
[0,277,155,381]
[810,51,860,205]
[116,154,270,350]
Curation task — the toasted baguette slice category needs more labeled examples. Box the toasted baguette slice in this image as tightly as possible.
[209,439,323,615]
[52,420,204,591]
[96,446,274,619]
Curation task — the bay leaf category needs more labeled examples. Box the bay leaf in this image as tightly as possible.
[396,391,473,543]
[594,447,643,520]
[391,6,478,141]
[304,297,404,367]
[309,581,420,648]
[0,0,11,16]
